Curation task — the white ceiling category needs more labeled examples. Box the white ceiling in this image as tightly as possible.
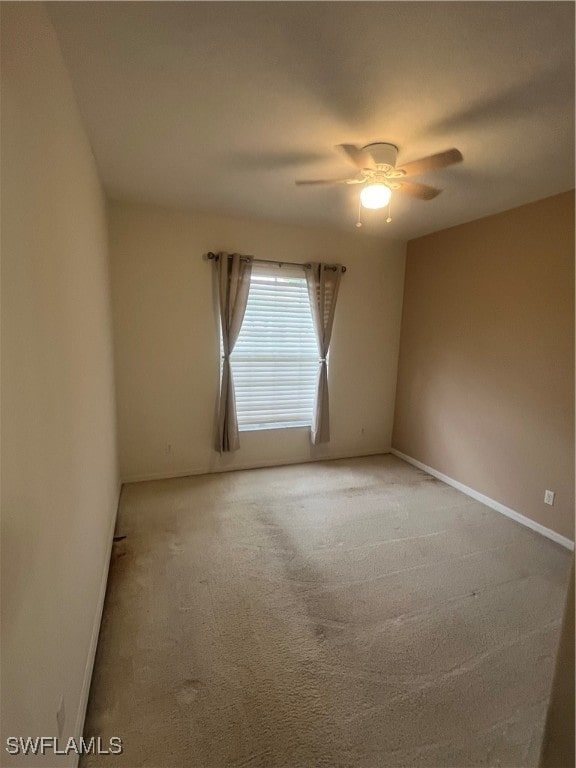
[49,2,575,240]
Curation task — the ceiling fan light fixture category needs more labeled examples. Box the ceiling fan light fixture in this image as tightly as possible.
[360,183,392,209]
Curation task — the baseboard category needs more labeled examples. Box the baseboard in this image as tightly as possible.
[72,481,122,765]
[121,448,391,485]
[391,449,574,551]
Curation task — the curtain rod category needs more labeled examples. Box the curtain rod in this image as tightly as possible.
[205,252,346,273]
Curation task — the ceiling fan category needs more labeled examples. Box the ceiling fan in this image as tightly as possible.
[295,143,463,223]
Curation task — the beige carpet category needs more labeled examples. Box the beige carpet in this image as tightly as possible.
[82,455,571,768]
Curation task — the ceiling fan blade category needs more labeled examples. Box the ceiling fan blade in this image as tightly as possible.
[338,144,376,171]
[295,178,357,186]
[396,181,442,200]
[396,148,463,178]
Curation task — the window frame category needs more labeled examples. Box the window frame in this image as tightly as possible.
[229,262,319,432]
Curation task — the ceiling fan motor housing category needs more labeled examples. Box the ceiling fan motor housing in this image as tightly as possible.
[363,142,398,170]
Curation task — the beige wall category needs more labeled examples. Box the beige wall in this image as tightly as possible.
[108,201,406,482]
[393,191,575,541]
[1,4,119,764]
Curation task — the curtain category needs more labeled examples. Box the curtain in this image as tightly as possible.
[305,262,343,445]
[216,252,252,452]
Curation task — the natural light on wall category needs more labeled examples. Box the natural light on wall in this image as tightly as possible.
[230,262,318,430]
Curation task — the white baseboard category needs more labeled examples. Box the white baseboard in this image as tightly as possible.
[121,448,391,485]
[72,482,122,765]
[391,449,574,551]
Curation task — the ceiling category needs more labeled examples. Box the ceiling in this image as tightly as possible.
[49,2,575,240]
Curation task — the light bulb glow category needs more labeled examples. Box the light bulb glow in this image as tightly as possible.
[360,183,392,210]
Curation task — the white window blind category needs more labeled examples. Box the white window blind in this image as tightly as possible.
[230,262,318,430]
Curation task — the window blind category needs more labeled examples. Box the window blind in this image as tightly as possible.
[230,262,318,430]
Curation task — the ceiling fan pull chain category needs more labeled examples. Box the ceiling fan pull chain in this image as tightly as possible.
[355,196,363,228]
[386,197,392,224]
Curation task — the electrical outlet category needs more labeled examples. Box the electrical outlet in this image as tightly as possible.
[544,490,555,506]
[56,695,65,738]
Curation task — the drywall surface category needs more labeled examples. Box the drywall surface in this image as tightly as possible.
[108,201,406,481]
[1,4,119,765]
[393,191,575,540]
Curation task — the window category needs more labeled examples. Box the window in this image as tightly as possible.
[230,262,318,430]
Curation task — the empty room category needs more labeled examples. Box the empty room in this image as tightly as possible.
[1,2,575,767]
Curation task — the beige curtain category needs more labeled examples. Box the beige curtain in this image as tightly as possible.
[305,262,343,445]
[216,252,252,452]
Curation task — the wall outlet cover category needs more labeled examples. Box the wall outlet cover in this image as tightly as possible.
[544,490,555,506]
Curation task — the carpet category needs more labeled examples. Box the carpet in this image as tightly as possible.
[82,454,571,767]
